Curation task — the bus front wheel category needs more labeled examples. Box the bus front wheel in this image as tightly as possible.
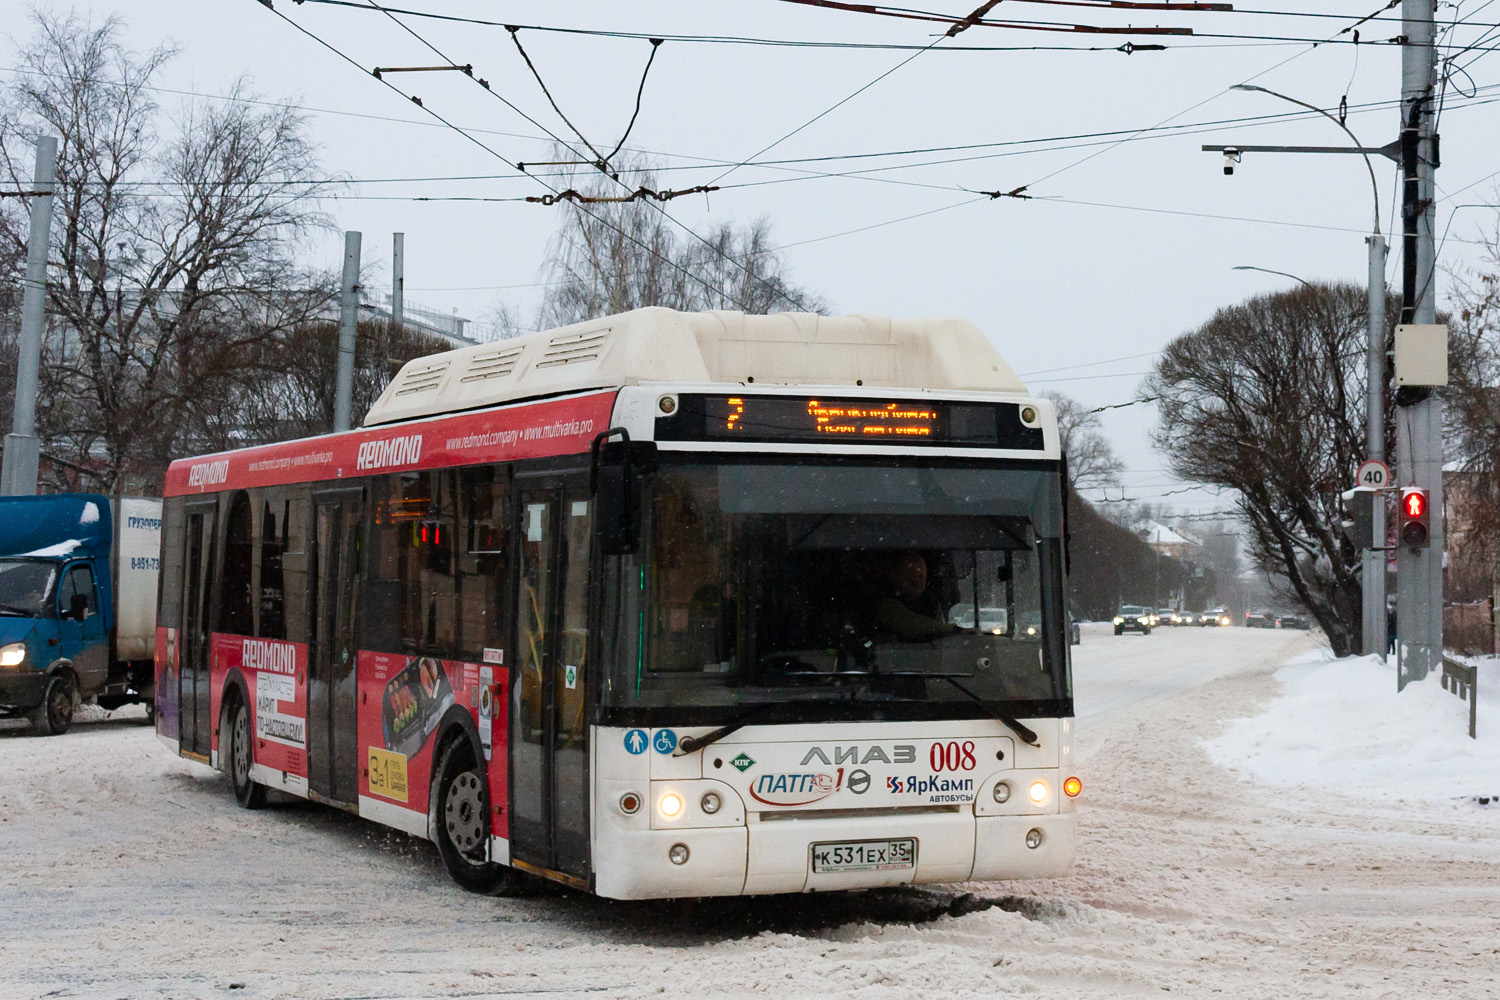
[434,739,519,895]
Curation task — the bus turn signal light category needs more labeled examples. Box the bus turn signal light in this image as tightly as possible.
[1063,776,1082,797]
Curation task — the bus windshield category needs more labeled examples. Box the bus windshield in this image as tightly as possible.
[601,457,1071,723]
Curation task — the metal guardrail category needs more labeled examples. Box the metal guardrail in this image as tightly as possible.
[1440,657,1478,740]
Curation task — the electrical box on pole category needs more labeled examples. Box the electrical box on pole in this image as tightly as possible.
[1394,323,1448,385]
[1399,487,1430,548]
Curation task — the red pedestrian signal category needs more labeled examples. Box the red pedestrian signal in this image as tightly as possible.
[1399,487,1430,547]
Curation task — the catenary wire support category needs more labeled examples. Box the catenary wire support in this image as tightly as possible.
[526,184,719,206]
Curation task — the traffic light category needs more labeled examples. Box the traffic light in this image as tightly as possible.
[1340,487,1377,549]
[1399,487,1430,547]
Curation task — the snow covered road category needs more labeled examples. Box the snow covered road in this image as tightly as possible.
[2,627,1497,999]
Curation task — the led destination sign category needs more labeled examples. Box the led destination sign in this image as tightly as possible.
[656,394,1045,450]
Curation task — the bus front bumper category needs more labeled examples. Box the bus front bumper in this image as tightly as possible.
[592,809,1076,900]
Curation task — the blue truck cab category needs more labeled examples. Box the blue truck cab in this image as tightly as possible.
[0,494,161,735]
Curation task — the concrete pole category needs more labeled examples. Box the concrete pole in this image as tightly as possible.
[1,137,58,497]
[392,233,405,330]
[1363,235,1388,657]
[333,231,361,434]
[1396,0,1442,685]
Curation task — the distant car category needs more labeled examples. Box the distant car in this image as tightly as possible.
[1114,605,1152,636]
[1244,610,1275,628]
[1198,607,1230,627]
[1157,608,1177,627]
[1176,611,1197,626]
[1276,612,1310,630]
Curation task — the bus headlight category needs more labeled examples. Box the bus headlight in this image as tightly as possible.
[700,791,722,815]
[992,781,1011,803]
[1028,780,1049,803]
[0,642,25,668]
[668,843,690,865]
[1063,776,1082,797]
[658,792,684,819]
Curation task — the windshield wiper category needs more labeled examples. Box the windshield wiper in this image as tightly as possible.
[674,701,778,757]
[934,676,1040,747]
[0,603,35,616]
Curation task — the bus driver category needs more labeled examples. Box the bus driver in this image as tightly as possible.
[877,551,962,641]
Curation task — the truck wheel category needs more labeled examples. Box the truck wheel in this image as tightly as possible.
[31,674,75,736]
[227,699,266,809]
[434,738,520,895]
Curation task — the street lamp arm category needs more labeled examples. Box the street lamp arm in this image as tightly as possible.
[1230,84,1381,234]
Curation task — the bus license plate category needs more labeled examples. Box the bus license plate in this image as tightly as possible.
[811,838,915,873]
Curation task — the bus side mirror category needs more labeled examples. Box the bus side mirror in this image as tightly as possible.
[591,429,656,556]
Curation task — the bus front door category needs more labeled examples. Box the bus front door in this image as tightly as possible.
[178,502,216,760]
[511,481,592,885]
[308,491,363,807]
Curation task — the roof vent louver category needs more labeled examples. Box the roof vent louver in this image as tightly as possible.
[459,344,524,384]
[391,358,449,397]
[535,327,608,369]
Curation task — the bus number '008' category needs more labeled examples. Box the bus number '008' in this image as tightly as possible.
[930,741,977,772]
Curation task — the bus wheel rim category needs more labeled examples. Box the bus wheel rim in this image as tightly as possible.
[233,708,250,782]
[445,771,486,856]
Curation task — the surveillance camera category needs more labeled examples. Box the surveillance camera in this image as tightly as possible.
[1223,148,1241,176]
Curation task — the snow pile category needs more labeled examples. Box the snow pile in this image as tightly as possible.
[1206,649,1500,802]
[80,501,100,524]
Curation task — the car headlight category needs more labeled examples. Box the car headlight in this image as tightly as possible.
[1113,617,1124,624]
[0,642,25,668]
[1136,617,1148,624]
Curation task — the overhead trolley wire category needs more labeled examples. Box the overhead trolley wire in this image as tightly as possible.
[254,0,767,312]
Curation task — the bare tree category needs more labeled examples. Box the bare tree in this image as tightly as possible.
[0,11,335,491]
[1042,390,1123,493]
[1146,283,1390,656]
[534,159,826,329]
[1446,220,1500,646]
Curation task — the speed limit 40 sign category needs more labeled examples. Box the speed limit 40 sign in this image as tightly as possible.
[1356,459,1391,489]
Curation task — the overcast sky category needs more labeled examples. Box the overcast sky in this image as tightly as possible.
[6,1,1499,519]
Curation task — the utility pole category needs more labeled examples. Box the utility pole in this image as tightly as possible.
[333,231,361,434]
[1364,234,1388,659]
[1,136,58,497]
[1395,0,1442,687]
[392,232,405,330]
[1205,85,1392,655]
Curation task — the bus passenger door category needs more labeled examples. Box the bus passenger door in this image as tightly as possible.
[308,491,363,806]
[178,502,217,759]
[511,480,592,883]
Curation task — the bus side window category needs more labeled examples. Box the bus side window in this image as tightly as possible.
[219,491,255,637]
[158,498,185,629]
[458,465,508,661]
[259,493,286,640]
[278,489,312,642]
[366,471,455,655]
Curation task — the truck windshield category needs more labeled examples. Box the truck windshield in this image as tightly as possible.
[0,560,57,617]
[600,457,1071,724]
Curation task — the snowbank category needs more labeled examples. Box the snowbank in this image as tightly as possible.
[1205,649,1500,802]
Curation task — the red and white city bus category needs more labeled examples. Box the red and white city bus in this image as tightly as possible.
[155,307,1080,898]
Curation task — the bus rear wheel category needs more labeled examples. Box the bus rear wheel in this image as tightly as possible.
[434,739,519,895]
[227,697,266,809]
